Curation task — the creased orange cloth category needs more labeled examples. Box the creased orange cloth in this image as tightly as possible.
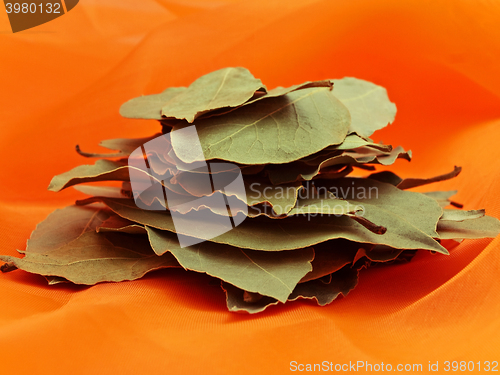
[1,1,499,374]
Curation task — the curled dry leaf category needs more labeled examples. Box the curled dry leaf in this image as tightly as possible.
[289,264,361,306]
[76,134,161,158]
[161,67,265,122]
[330,77,397,137]
[266,145,410,185]
[437,215,500,240]
[422,191,460,208]
[0,206,180,284]
[48,160,130,192]
[222,262,362,314]
[171,87,351,165]
[76,196,447,253]
[147,227,314,302]
[369,166,462,190]
[120,87,187,120]
[440,209,485,221]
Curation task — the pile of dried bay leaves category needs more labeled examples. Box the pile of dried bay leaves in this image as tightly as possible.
[2,68,499,313]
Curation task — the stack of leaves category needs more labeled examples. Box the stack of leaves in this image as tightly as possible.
[2,67,499,313]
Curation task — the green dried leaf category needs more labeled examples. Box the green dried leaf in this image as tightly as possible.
[302,178,446,249]
[366,170,403,186]
[120,87,186,120]
[222,263,362,313]
[67,150,299,216]
[441,209,485,221]
[180,80,334,120]
[370,167,462,190]
[79,183,293,219]
[330,77,396,137]
[97,215,148,235]
[76,134,161,158]
[171,87,351,165]
[287,194,383,234]
[49,158,183,198]
[48,160,130,192]
[147,227,314,302]
[329,134,393,152]
[222,282,279,314]
[78,195,447,253]
[73,185,126,198]
[0,206,179,284]
[289,264,360,306]
[299,240,361,283]
[161,67,265,122]
[437,215,500,239]
[257,80,333,101]
[397,166,462,190]
[353,245,404,262]
[25,205,111,252]
[176,171,302,214]
[266,146,410,185]
[422,191,459,208]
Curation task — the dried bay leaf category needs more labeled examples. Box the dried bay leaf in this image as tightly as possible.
[0,233,180,284]
[441,209,485,221]
[97,215,147,235]
[79,197,447,253]
[266,146,410,185]
[73,185,127,199]
[76,134,161,158]
[161,67,265,122]
[79,185,288,219]
[99,135,163,155]
[299,240,362,283]
[353,245,404,263]
[24,205,111,252]
[171,87,351,165]
[261,80,332,100]
[147,227,314,302]
[366,170,403,187]
[304,178,445,245]
[437,215,500,240]
[265,160,344,186]
[285,191,382,233]
[120,87,186,120]
[205,80,334,119]
[49,159,184,198]
[48,160,130,192]
[288,198,385,235]
[175,171,302,215]
[369,167,462,190]
[422,191,459,208]
[328,134,393,152]
[330,77,396,137]
[222,263,362,313]
[222,282,279,314]
[120,72,334,123]
[374,146,412,165]
[0,206,180,284]
[397,166,462,190]
[289,264,360,306]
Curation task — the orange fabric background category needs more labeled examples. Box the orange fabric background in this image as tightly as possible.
[1,1,500,374]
